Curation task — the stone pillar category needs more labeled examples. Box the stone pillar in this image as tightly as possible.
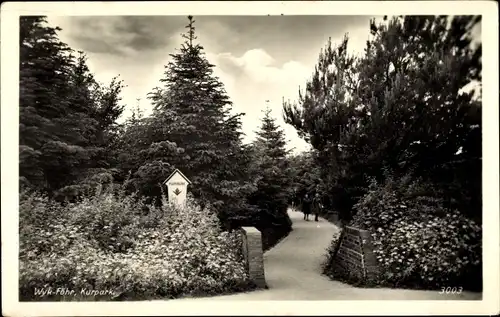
[240,227,266,289]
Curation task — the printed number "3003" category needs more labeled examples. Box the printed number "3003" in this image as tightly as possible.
[439,287,463,294]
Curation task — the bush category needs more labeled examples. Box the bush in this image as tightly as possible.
[19,185,254,301]
[345,174,482,291]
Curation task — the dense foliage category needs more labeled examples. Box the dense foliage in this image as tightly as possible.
[284,16,482,291]
[19,186,254,301]
[323,173,482,291]
[284,15,482,222]
[20,17,125,200]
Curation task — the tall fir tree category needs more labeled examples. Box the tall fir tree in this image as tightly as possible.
[144,16,256,219]
[249,104,292,218]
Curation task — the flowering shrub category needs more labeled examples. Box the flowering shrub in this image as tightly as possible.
[19,185,254,301]
[344,175,482,291]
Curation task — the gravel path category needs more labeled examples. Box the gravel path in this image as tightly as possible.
[175,209,482,301]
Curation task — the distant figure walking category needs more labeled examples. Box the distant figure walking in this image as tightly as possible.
[302,194,312,221]
[290,189,296,210]
[312,192,322,222]
[294,197,301,212]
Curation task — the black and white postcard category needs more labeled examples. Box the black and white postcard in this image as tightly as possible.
[1,1,498,316]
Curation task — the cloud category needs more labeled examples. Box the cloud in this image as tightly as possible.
[214,49,310,86]
[240,49,275,67]
[49,16,186,56]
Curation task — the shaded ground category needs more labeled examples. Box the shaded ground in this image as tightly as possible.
[172,209,482,301]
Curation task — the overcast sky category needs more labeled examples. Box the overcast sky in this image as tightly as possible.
[44,15,394,152]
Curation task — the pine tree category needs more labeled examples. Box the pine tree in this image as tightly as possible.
[283,15,482,220]
[356,16,482,219]
[144,16,256,217]
[283,34,364,218]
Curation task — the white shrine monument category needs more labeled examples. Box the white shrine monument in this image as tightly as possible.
[163,169,191,207]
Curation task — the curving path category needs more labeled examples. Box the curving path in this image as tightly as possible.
[176,209,482,301]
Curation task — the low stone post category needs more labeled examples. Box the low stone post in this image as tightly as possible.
[240,227,267,289]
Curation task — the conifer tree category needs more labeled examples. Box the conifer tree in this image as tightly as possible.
[356,15,482,219]
[19,17,124,197]
[19,16,75,191]
[144,16,256,218]
[249,104,292,219]
[283,34,364,218]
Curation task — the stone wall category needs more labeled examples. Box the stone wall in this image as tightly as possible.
[330,226,380,284]
[239,227,267,289]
